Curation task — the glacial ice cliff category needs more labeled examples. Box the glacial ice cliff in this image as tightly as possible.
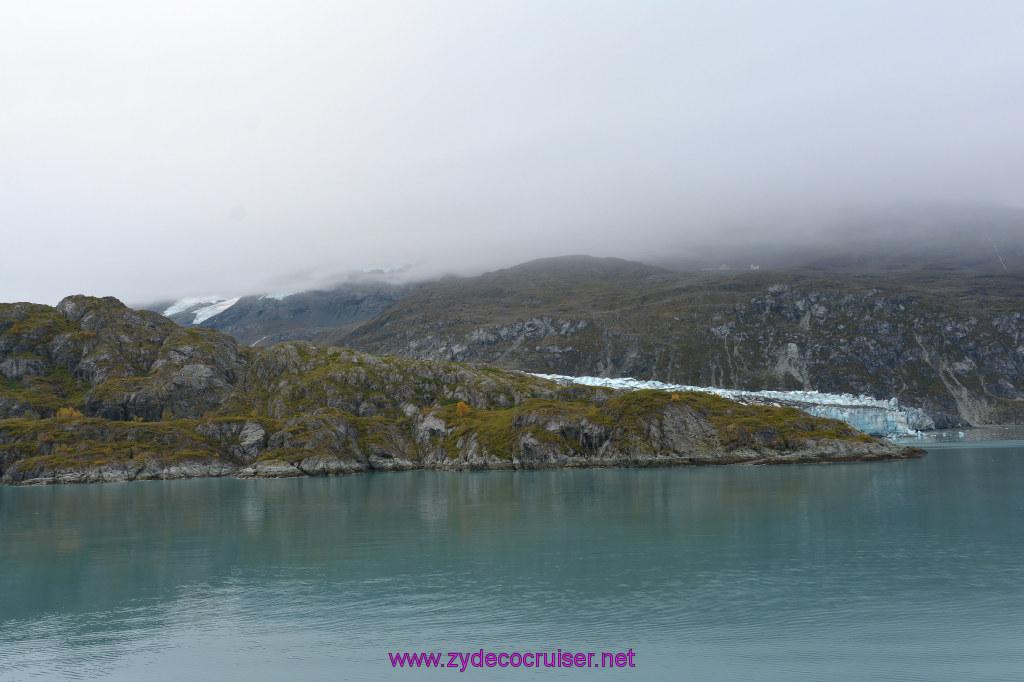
[530,374,935,439]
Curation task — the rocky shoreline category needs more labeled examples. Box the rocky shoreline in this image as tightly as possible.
[3,439,923,486]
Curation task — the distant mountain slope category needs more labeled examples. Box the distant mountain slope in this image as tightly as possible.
[339,256,1024,428]
[146,282,416,346]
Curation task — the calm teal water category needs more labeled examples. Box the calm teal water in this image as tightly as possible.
[2,442,1023,681]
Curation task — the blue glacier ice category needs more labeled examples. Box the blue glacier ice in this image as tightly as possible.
[530,373,934,439]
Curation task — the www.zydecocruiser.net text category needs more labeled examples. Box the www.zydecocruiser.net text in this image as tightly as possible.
[389,649,637,671]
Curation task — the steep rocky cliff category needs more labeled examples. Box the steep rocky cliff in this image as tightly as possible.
[0,296,915,484]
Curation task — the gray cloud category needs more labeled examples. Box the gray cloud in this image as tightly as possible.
[3,1,1024,304]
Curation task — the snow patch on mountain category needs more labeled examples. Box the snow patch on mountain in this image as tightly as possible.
[191,297,240,325]
[163,296,229,317]
[530,373,934,439]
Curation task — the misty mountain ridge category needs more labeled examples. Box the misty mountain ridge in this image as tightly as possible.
[153,219,1024,351]
[147,202,1024,323]
[144,280,419,347]
[132,204,1024,431]
[148,255,695,347]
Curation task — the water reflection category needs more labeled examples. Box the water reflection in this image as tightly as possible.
[905,424,1024,442]
[2,445,1023,680]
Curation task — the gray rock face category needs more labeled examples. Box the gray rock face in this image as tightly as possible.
[0,357,46,382]
[238,421,267,460]
[0,297,248,421]
[413,413,451,445]
[57,296,247,421]
[191,420,269,464]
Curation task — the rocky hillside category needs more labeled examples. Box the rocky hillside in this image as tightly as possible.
[0,296,915,484]
[339,257,1024,428]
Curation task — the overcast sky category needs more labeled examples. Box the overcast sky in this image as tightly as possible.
[3,1,1024,304]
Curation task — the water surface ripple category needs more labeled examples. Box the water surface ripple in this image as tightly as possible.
[2,442,1022,680]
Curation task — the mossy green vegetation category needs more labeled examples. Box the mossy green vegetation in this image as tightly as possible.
[433,401,523,458]
[422,388,873,461]
[667,391,874,448]
[0,417,225,475]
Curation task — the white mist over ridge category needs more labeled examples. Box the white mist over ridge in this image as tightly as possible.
[530,374,935,439]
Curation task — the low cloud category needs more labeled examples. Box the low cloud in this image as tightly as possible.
[3,1,1023,304]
